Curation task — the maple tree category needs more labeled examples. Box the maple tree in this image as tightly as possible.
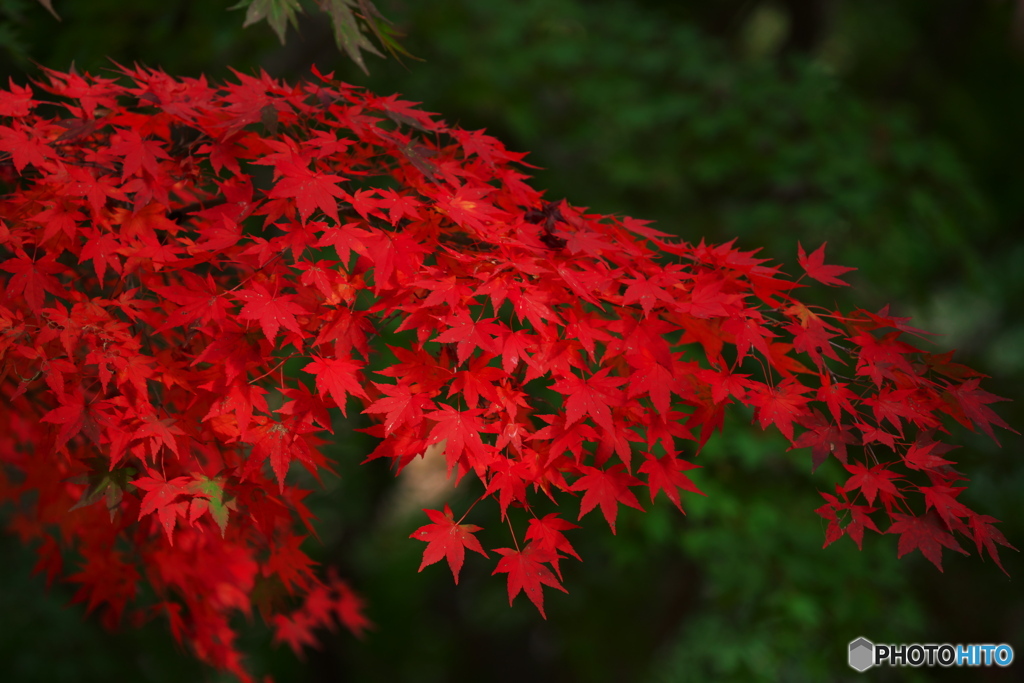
[0,66,1016,681]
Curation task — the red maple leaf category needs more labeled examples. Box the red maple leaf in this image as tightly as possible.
[0,122,55,171]
[435,184,501,233]
[376,188,423,225]
[551,368,627,434]
[571,464,644,534]
[967,513,1017,576]
[133,471,192,545]
[491,543,568,619]
[423,404,489,472]
[448,358,503,409]
[945,378,1017,446]
[108,128,170,180]
[248,420,295,491]
[202,377,269,441]
[79,230,123,283]
[498,327,538,374]
[698,368,753,404]
[626,348,676,414]
[40,388,86,452]
[920,484,971,529]
[887,511,968,571]
[525,513,581,579]
[621,272,675,316]
[330,574,373,638]
[296,258,339,298]
[904,438,957,471]
[637,452,705,512]
[797,242,856,287]
[363,381,435,437]
[0,250,66,313]
[265,534,318,593]
[410,504,488,584]
[132,414,185,461]
[814,487,881,550]
[842,462,905,509]
[272,613,318,657]
[236,282,307,345]
[268,162,346,223]
[816,376,859,424]
[856,422,900,450]
[786,315,840,368]
[433,310,501,365]
[791,410,858,470]
[0,79,36,116]
[152,271,231,332]
[750,378,811,442]
[303,355,368,415]
[482,431,526,489]
[841,503,881,550]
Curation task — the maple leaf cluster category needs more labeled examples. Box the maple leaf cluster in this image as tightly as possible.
[0,66,1015,680]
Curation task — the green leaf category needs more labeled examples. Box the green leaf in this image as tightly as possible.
[231,0,409,72]
[69,463,135,521]
[232,0,303,45]
[187,475,232,536]
[318,0,383,75]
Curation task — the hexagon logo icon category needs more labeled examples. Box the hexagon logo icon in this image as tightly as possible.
[849,637,874,672]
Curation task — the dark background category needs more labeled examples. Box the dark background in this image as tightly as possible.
[1,1,1021,681]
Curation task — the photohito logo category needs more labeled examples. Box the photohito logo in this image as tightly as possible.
[848,637,1014,671]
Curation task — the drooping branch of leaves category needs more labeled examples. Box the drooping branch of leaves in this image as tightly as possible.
[231,0,412,72]
[29,0,409,74]
[0,66,1015,681]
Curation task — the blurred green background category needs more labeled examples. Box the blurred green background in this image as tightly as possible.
[1,1,1021,681]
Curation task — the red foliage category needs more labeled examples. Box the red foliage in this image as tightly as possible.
[0,66,1016,680]
[410,503,488,584]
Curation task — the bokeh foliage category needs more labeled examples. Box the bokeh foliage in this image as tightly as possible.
[1,1,1020,681]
